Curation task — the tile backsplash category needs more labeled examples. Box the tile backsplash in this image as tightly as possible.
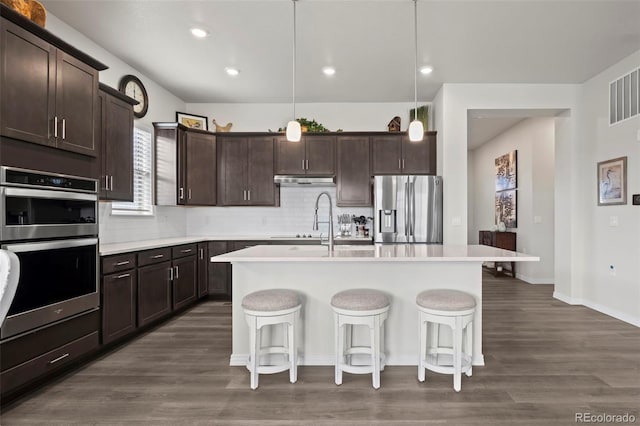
[98,187,373,243]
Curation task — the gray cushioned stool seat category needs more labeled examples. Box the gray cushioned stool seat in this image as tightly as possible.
[331,289,389,311]
[242,289,301,312]
[416,289,476,312]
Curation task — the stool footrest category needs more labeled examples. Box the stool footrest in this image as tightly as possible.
[422,353,472,375]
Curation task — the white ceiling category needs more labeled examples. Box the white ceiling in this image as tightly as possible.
[42,0,640,104]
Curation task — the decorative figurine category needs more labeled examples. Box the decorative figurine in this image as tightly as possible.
[212,119,232,132]
[388,116,401,132]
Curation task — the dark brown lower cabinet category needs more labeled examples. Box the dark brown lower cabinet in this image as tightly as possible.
[137,261,172,327]
[197,243,209,298]
[101,270,137,345]
[208,241,230,297]
[173,255,197,310]
[0,309,100,398]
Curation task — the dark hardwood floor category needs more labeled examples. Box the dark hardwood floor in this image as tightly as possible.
[1,273,639,425]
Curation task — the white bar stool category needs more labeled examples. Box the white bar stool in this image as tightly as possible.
[331,289,390,389]
[242,289,301,390]
[416,289,476,392]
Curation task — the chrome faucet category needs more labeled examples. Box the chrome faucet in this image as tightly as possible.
[312,191,334,252]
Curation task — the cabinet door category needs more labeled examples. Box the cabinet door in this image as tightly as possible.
[102,270,137,345]
[137,261,172,327]
[402,132,436,175]
[218,137,248,205]
[336,136,371,206]
[275,136,305,175]
[371,135,402,175]
[247,137,276,205]
[197,243,208,298]
[305,135,336,175]
[0,19,56,148]
[173,255,197,310]
[185,131,216,205]
[55,51,98,157]
[103,93,134,201]
[176,129,188,205]
[208,242,230,296]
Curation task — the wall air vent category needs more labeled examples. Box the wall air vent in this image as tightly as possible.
[609,67,639,125]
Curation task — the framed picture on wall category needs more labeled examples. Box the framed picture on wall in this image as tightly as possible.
[495,150,517,191]
[597,156,627,205]
[176,112,208,131]
[495,189,517,228]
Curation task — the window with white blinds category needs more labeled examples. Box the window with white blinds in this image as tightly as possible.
[111,126,154,215]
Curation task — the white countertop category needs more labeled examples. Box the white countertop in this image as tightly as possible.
[211,244,540,263]
[99,235,372,256]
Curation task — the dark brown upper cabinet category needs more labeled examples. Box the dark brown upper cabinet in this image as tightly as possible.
[0,17,103,157]
[97,84,137,201]
[371,132,436,175]
[336,136,371,207]
[154,123,216,206]
[217,136,278,206]
[275,135,335,175]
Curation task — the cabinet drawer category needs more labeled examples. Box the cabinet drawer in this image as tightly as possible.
[101,253,136,274]
[1,332,99,395]
[1,309,99,371]
[172,244,197,259]
[138,248,171,266]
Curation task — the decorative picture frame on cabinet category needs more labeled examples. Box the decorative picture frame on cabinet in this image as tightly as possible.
[597,156,627,206]
[176,112,209,131]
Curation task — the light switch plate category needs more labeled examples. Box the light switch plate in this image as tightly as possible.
[534,216,542,224]
[609,216,619,227]
[451,217,461,226]
[633,194,640,205]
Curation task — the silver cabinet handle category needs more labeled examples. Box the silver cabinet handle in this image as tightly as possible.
[402,159,405,169]
[61,118,66,140]
[199,248,204,259]
[306,159,309,170]
[398,159,401,170]
[103,175,108,191]
[243,190,247,201]
[175,266,179,279]
[188,188,192,199]
[110,175,114,191]
[152,254,164,259]
[48,353,69,365]
[180,249,192,253]
[247,190,251,201]
[116,273,131,279]
[179,187,184,199]
[54,116,58,138]
[169,266,174,281]
[302,160,305,170]
[114,261,130,266]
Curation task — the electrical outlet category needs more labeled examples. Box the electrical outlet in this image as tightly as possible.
[451,216,461,226]
[534,216,542,224]
[609,265,616,276]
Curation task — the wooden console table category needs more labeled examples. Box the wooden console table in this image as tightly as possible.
[479,231,516,277]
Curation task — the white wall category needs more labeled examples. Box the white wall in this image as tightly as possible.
[468,117,555,284]
[45,14,188,244]
[186,102,432,133]
[568,50,640,325]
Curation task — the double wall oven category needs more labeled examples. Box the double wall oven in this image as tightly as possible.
[0,167,99,339]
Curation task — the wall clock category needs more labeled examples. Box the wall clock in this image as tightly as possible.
[119,75,149,119]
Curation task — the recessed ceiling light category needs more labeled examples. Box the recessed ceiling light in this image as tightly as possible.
[419,66,434,75]
[322,66,336,76]
[190,28,209,38]
[225,67,240,76]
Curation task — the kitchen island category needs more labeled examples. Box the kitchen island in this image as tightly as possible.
[211,244,538,367]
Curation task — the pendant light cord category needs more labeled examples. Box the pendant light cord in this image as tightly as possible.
[292,0,297,121]
[413,0,418,121]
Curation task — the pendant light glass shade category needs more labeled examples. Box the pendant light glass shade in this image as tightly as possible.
[286,120,301,142]
[286,0,300,142]
[408,120,424,142]
[409,0,423,142]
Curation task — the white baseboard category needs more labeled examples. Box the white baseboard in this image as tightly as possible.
[515,273,554,284]
[230,354,485,367]
[553,291,640,327]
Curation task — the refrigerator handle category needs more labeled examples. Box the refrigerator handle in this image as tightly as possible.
[404,179,409,238]
[411,180,416,237]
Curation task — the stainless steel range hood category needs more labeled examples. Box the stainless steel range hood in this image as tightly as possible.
[274,175,336,186]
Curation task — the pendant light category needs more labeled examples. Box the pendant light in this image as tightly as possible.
[408,0,424,142]
[286,0,301,142]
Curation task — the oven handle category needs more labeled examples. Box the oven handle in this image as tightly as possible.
[2,238,98,253]
[3,187,97,201]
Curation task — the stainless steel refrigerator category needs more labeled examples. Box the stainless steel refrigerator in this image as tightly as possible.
[373,175,443,244]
